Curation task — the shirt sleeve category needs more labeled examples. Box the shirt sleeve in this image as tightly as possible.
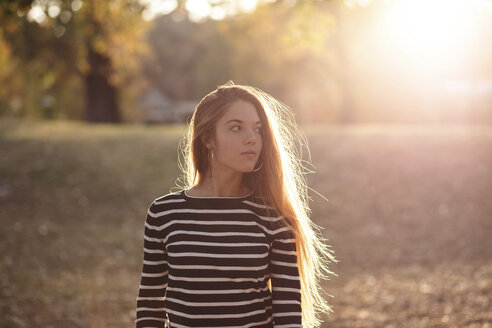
[135,202,169,328]
[270,226,303,328]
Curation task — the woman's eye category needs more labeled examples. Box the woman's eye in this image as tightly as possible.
[231,126,261,132]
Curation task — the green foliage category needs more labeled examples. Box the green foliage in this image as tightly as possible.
[143,13,233,101]
[214,1,339,122]
[140,1,340,123]
[3,0,490,125]
[0,0,32,24]
[0,0,151,121]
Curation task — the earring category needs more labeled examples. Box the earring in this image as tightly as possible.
[251,158,263,172]
[208,148,214,177]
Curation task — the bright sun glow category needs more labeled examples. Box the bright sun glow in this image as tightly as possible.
[375,0,491,70]
[141,0,259,21]
[387,0,467,52]
[141,0,178,21]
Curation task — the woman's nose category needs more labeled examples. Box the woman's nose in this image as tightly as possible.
[245,128,257,144]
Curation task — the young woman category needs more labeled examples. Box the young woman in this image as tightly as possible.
[136,81,337,328]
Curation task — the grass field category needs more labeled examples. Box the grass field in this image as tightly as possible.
[1,119,491,328]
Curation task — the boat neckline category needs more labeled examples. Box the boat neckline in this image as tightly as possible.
[182,189,254,200]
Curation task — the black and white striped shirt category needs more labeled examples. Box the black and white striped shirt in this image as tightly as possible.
[135,189,302,328]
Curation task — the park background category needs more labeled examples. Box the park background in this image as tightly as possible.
[1,0,491,327]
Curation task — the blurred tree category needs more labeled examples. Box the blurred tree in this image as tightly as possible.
[275,0,357,124]
[0,0,151,122]
[215,0,339,123]
[0,30,23,117]
[144,7,232,101]
[328,1,357,124]
[138,0,342,124]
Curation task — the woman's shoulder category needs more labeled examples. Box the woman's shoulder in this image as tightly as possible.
[153,190,185,203]
[147,190,186,212]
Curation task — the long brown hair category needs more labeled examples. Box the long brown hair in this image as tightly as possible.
[175,80,338,328]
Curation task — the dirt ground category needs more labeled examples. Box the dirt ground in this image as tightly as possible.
[0,121,490,327]
[309,127,492,327]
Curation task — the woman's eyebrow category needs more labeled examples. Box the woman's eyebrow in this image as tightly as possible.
[225,119,262,125]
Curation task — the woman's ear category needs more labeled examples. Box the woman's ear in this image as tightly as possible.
[200,135,211,150]
[201,133,215,150]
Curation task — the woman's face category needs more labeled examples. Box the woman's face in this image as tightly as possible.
[207,99,263,174]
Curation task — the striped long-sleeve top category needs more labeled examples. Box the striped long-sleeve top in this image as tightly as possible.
[135,189,303,328]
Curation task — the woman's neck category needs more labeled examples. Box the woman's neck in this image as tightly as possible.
[189,180,251,198]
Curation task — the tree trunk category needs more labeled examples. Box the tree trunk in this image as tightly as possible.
[84,44,121,123]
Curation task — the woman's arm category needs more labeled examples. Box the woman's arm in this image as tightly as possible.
[135,202,169,328]
[270,233,303,328]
